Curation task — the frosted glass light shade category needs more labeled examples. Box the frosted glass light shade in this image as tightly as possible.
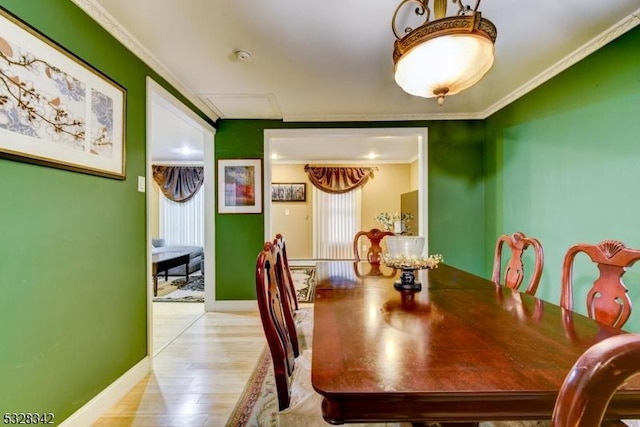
[392,10,497,105]
[394,33,495,100]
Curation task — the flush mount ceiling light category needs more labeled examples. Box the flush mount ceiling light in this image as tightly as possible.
[392,0,497,106]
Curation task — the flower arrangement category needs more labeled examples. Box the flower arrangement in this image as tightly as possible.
[374,211,414,233]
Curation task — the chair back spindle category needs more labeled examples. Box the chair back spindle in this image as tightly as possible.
[274,233,299,310]
[272,243,300,357]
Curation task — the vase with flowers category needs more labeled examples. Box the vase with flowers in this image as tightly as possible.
[374,211,414,234]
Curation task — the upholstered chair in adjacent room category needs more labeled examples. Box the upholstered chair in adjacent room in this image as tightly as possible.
[492,231,544,296]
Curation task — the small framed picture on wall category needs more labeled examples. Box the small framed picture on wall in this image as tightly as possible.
[218,159,262,213]
[271,182,306,202]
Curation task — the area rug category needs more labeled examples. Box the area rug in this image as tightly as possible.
[153,275,204,302]
[225,346,555,427]
[226,345,277,427]
[226,346,436,427]
[291,266,316,303]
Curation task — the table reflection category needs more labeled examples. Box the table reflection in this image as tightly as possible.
[315,261,358,289]
[381,289,443,332]
[493,284,544,321]
[352,261,397,278]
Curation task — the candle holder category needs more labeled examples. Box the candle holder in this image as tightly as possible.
[396,267,422,291]
[382,236,443,292]
[383,258,441,291]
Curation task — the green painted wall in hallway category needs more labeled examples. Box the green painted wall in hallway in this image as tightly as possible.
[0,0,210,422]
[215,119,486,300]
[484,25,640,331]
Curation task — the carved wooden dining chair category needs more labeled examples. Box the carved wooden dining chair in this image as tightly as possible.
[492,231,544,295]
[353,228,395,265]
[273,234,314,350]
[561,240,640,329]
[274,233,299,311]
[255,243,340,425]
[256,244,401,426]
[269,242,301,358]
[551,333,640,427]
[256,242,298,409]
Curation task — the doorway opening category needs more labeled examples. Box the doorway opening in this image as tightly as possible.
[146,78,216,357]
[263,127,428,261]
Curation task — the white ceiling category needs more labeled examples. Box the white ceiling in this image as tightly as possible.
[269,129,423,164]
[73,0,640,161]
[149,91,209,163]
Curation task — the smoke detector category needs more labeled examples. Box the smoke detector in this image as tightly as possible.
[233,50,252,62]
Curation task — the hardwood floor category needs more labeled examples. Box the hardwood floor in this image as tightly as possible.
[93,304,265,427]
[152,302,205,355]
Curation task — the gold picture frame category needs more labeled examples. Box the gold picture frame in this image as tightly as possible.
[0,7,126,179]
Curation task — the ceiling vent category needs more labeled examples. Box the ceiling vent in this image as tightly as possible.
[202,93,282,119]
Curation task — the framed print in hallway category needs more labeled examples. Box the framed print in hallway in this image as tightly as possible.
[0,7,126,179]
[271,182,306,202]
[217,158,262,214]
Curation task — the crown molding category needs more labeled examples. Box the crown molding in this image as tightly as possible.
[482,9,640,119]
[70,0,219,122]
[282,111,485,122]
[70,1,639,124]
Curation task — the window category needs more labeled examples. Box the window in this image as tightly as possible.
[159,187,204,247]
[313,187,361,259]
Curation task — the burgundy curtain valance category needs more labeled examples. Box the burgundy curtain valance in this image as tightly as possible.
[304,164,376,194]
[152,165,204,203]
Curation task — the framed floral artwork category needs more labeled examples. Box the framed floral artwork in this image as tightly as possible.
[0,7,126,179]
[217,158,262,214]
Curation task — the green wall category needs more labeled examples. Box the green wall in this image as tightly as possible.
[215,119,486,300]
[484,25,640,331]
[0,0,211,422]
[8,0,636,419]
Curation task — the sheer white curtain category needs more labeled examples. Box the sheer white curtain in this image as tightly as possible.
[313,187,361,259]
[159,186,204,246]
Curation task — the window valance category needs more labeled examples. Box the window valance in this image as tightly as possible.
[304,164,376,194]
[152,165,204,203]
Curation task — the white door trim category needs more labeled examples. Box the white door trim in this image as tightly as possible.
[263,127,428,253]
[146,78,217,362]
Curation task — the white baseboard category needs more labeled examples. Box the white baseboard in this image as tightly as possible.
[59,356,150,427]
[212,300,258,312]
[289,259,318,266]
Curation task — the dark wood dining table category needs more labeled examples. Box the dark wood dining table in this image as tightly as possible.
[311,261,640,425]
